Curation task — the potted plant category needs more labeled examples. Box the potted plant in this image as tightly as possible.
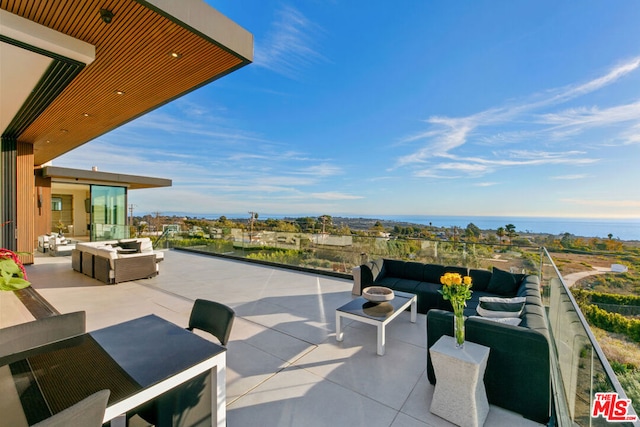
[1,221,31,291]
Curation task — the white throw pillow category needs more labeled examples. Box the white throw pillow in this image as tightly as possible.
[476,296,526,318]
[470,315,522,326]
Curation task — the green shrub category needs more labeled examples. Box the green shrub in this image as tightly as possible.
[246,250,304,266]
[618,370,640,415]
[579,304,640,343]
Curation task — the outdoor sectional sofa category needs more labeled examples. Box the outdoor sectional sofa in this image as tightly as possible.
[72,238,163,284]
[352,258,551,424]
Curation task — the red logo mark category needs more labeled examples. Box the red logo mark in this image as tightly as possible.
[592,392,638,422]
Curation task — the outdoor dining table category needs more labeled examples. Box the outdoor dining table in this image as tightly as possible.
[0,314,227,427]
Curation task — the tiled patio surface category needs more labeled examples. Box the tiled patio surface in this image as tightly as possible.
[20,249,543,427]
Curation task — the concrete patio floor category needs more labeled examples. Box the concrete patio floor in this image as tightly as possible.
[20,249,543,427]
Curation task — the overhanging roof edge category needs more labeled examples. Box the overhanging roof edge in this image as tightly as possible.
[41,166,172,189]
[141,0,253,62]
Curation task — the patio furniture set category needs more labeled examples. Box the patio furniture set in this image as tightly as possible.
[71,237,164,284]
[37,234,77,257]
[346,258,551,425]
[0,300,235,427]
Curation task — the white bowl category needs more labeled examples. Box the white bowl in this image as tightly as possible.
[362,286,394,302]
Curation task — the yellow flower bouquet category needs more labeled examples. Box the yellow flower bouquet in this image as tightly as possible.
[438,272,472,347]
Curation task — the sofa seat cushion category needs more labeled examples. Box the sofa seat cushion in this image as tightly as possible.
[374,276,406,289]
[414,281,445,313]
[387,279,420,293]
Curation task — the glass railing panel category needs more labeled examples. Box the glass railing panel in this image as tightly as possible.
[168,231,542,275]
[542,248,638,427]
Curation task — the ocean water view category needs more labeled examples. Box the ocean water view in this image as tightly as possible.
[166,212,640,242]
[373,215,640,241]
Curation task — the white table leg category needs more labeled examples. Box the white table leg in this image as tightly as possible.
[335,312,344,342]
[214,353,226,427]
[410,297,417,323]
[377,324,385,356]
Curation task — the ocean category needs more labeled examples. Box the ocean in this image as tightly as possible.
[372,215,640,241]
[163,212,640,241]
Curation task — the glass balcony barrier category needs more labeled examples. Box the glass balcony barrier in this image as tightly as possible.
[542,248,638,427]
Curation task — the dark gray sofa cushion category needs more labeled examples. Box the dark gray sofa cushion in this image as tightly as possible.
[487,267,523,296]
[443,265,468,277]
[423,264,445,283]
[404,262,425,281]
[384,259,406,277]
[468,268,492,292]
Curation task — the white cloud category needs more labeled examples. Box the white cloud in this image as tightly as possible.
[551,174,588,180]
[254,5,327,79]
[396,57,640,178]
[561,198,640,208]
[311,192,363,200]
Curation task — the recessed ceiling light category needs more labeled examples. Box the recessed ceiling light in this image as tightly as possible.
[170,52,182,59]
[114,90,125,95]
[60,129,68,133]
[82,113,91,117]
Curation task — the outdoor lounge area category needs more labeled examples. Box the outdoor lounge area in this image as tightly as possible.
[4,249,546,427]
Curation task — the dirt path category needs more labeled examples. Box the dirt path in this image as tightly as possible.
[562,266,610,287]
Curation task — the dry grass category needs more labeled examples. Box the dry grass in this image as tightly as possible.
[591,327,640,368]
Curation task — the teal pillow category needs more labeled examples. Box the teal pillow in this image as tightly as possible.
[487,267,521,296]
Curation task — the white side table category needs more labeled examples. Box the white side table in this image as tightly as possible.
[429,335,490,427]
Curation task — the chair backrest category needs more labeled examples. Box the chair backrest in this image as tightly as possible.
[187,299,235,345]
[32,389,110,427]
[0,311,86,358]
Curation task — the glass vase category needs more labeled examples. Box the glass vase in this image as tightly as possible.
[453,308,465,348]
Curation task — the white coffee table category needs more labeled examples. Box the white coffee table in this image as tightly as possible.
[335,290,417,356]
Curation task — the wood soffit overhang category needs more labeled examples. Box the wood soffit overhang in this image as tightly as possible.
[0,0,251,166]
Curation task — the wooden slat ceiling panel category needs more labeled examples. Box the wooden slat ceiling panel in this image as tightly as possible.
[0,0,247,165]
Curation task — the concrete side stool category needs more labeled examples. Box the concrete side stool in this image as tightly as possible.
[429,335,490,427]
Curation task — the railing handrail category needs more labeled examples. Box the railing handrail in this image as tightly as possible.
[542,247,639,426]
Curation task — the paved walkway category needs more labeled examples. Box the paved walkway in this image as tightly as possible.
[561,266,610,287]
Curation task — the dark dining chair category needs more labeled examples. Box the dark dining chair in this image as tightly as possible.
[33,389,110,427]
[129,300,235,426]
[187,299,235,345]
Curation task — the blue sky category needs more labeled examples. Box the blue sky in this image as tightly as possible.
[57,1,640,219]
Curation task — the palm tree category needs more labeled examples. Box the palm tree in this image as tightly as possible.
[496,227,506,244]
[505,224,517,245]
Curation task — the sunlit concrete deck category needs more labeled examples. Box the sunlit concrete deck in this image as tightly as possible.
[21,250,543,427]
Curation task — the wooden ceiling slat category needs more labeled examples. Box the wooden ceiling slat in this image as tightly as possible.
[2,0,249,164]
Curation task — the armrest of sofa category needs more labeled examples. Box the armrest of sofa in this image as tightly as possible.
[112,254,157,284]
[352,259,383,295]
[351,266,362,295]
[427,309,551,424]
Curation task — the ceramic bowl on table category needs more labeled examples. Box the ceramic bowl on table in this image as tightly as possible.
[362,286,394,303]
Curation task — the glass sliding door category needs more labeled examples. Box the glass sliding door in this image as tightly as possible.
[90,185,128,241]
